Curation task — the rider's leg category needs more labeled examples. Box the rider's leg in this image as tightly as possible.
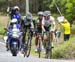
[43,34,47,47]
[50,31,54,48]
[22,31,26,48]
[22,33,25,44]
[35,34,39,52]
[42,34,47,53]
[19,35,22,50]
[40,36,45,51]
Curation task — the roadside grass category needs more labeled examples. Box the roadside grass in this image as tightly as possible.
[30,33,63,58]
[0,27,5,38]
[0,27,5,35]
[71,25,75,34]
[0,12,7,16]
[31,35,75,59]
[31,38,45,58]
[0,21,5,35]
[0,15,10,36]
[52,35,75,59]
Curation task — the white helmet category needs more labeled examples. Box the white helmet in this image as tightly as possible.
[38,11,43,16]
[43,11,51,16]
[26,12,32,19]
[11,18,17,23]
[14,6,20,10]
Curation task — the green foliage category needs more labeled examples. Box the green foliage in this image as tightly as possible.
[0,0,75,24]
[42,0,75,24]
[71,25,75,34]
[0,27,5,35]
[52,36,75,59]
[43,0,52,10]
[0,0,6,2]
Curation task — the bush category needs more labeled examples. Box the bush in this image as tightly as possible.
[71,25,75,34]
[0,27,5,35]
[52,36,75,59]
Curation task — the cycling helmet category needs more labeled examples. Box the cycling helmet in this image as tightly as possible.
[11,18,17,23]
[26,12,32,19]
[14,6,20,11]
[43,11,51,16]
[38,11,43,16]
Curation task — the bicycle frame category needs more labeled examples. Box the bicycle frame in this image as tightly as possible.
[45,31,52,59]
[38,33,42,58]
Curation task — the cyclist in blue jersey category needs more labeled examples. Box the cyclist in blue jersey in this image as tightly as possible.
[10,6,21,24]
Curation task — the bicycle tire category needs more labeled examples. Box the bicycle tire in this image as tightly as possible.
[26,36,31,57]
[23,30,32,57]
[46,43,52,59]
[38,38,41,58]
[45,32,52,59]
[25,31,32,57]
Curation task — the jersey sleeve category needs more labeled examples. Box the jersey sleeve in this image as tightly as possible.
[42,17,45,25]
[24,16,27,24]
[51,16,55,25]
[50,16,56,31]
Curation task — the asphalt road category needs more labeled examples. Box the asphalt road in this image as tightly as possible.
[0,39,75,62]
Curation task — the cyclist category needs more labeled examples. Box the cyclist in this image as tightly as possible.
[34,11,44,52]
[9,7,15,19]
[42,11,56,48]
[22,12,34,46]
[10,6,21,24]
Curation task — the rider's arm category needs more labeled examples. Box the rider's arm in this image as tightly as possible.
[52,21,56,31]
[30,19,34,29]
[24,16,27,25]
[50,16,56,31]
[42,18,46,32]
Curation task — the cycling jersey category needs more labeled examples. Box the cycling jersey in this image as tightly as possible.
[24,16,34,29]
[42,16,55,31]
[34,18,42,33]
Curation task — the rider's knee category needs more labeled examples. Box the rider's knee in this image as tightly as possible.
[43,34,47,41]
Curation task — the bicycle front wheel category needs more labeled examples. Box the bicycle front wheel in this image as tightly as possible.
[38,38,41,58]
[45,32,52,59]
[26,35,32,57]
